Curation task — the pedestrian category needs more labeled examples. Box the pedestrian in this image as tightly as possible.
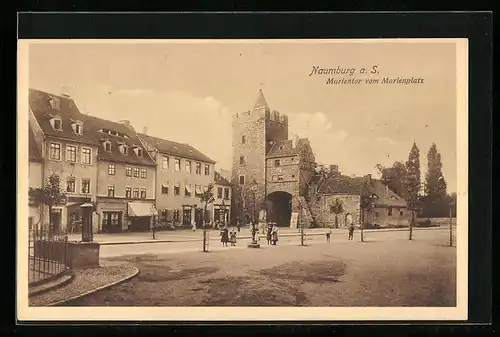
[348,224,355,240]
[271,223,279,245]
[192,221,196,232]
[221,226,229,247]
[266,222,273,245]
[326,227,332,243]
[345,213,354,240]
[230,229,237,246]
[237,221,241,233]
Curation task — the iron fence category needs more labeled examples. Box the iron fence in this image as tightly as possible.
[28,227,69,285]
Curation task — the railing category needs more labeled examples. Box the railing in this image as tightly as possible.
[28,227,69,286]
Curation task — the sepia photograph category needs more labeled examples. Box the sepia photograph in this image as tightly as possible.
[17,39,468,321]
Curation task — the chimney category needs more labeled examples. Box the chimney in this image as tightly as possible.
[119,120,133,129]
[329,165,339,177]
[61,85,73,98]
[143,126,148,135]
[292,135,299,148]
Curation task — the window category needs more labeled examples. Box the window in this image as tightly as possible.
[400,211,404,216]
[272,175,277,181]
[104,142,111,152]
[49,143,61,160]
[185,184,192,197]
[160,210,168,221]
[239,156,245,165]
[388,207,393,216]
[74,123,83,135]
[196,162,201,175]
[133,168,140,178]
[81,148,91,164]
[140,168,147,179]
[241,135,246,144]
[275,159,280,167]
[185,160,192,174]
[126,167,132,177]
[174,183,180,196]
[120,145,128,155]
[375,212,379,217]
[133,188,139,199]
[66,177,75,193]
[195,185,202,198]
[81,179,90,194]
[161,183,169,194]
[173,210,180,222]
[49,97,60,110]
[140,188,147,199]
[204,164,210,176]
[125,187,131,198]
[174,158,181,172]
[162,156,169,170]
[224,188,230,200]
[51,117,62,131]
[65,145,77,162]
[239,175,245,185]
[277,175,284,181]
[108,185,115,197]
[108,164,115,175]
[136,148,143,157]
[217,187,223,199]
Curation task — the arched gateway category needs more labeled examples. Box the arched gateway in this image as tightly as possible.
[266,191,293,226]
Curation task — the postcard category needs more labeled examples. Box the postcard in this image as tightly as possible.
[17,38,468,321]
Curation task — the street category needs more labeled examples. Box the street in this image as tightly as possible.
[61,227,456,307]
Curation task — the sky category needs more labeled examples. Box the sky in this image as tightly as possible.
[28,41,458,192]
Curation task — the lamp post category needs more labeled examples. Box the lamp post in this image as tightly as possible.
[150,204,158,240]
[248,179,260,248]
[80,201,94,243]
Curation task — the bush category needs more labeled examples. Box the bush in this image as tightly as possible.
[414,218,440,227]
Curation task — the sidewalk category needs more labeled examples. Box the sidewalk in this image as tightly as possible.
[68,225,451,246]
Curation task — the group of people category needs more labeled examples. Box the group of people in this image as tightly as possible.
[325,213,356,242]
[220,225,237,247]
[265,222,279,245]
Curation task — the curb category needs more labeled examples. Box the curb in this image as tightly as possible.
[29,271,75,297]
[47,264,140,307]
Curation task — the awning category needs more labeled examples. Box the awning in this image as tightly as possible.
[128,202,155,217]
[195,185,202,194]
[174,181,180,187]
[185,185,192,194]
[162,182,169,188]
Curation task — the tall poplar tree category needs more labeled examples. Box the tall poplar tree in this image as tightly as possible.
[405,142,421,210]
[424,143,448,216]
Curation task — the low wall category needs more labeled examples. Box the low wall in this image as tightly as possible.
[33,240,100,269]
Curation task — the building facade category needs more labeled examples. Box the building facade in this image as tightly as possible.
[213,171,231,226]
[231,89,315,227]
[139,133,216,228]
[28,126,45,230]
[29,89,100,233]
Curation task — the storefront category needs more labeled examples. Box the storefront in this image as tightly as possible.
[127,201,155,232]
[182,205,192,227]
[213,204,230,225]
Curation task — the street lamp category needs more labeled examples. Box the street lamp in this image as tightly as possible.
[248,179,260,248]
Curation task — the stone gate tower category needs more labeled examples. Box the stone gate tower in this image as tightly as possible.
[231,89,289,224]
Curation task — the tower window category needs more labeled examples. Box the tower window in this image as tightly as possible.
[239,156,245,165]
[241,135,246,144]
[274,160,280,167]
[239,175,245,185]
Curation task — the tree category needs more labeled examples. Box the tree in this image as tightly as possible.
[424,143,448,217]
[377,161,409,200]
[405,142,421,240]
[28,173,67,233]
[359,191,375,242]
[200,183,215,252]
[329,198,345,228]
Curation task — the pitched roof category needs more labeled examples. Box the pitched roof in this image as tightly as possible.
[28,126,42,162]
[29,88,155,166]
[364,179,407,207]
[138,133,216,164]
[84,116,156,166]
[29,88,97,146]
[214,171,231,186]
[253,89,269,109]
[318,175,407,207]
[318,175,366,195]
[266,139,308,158]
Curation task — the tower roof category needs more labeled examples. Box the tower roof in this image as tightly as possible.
[253,89,269,109]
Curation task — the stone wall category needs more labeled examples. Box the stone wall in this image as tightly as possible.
[309,194,361,228]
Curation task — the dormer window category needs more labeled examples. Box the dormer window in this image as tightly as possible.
[119,144,128,155]
[103,141,111,152]
[71,120,84,135]
[50,116,63,131]
[133,146,143,157]
[49,96,60,110]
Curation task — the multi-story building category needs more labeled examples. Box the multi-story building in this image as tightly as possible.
[28,126,44,229]
[88,117,157,233]
[138,133,216,227]
[231,89,316,227]
[29,89,100,233]
[213,171,231,225]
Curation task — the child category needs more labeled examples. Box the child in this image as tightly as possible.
[326,228,332,243]
[348,224,355,240]
[230,229,237,246]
